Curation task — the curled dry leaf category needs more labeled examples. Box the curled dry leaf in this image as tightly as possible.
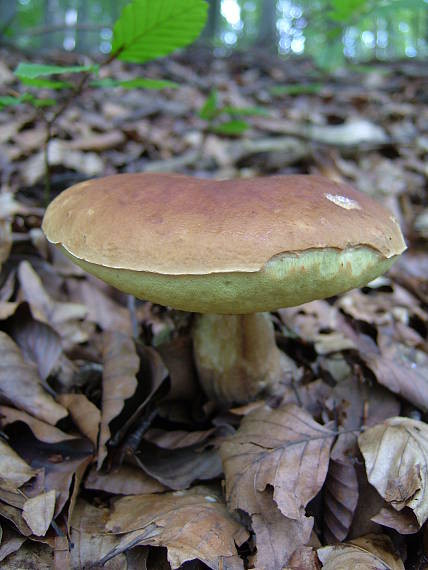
[220,403,335,520]
[22,490,56,537]
[105,486,249,570]
[12,316,62,381]
[17,261,89,347]
[0,439,35,487]
[359,416,428,526]
[70,499,126,570]
[57,393,101,446]
[136,440,223,490]
[251,489,313,570]
[0,406,76,443]
[98,330,139,468]
[317,534,404,570]
[371,506,419,535]
[85,465,166,495]
[0,331,67,425]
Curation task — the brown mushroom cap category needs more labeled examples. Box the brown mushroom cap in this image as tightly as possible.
[42,173,406,314]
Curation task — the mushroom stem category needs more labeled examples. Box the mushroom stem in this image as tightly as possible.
[192,312,290,404]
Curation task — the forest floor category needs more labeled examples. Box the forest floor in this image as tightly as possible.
[0,47,427,569]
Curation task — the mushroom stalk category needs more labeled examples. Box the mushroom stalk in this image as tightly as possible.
[192,312,291,404]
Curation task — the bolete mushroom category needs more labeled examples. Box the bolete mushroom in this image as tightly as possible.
[42,173,406,403]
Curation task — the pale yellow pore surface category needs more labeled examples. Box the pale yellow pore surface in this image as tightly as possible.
[61,246,396,314]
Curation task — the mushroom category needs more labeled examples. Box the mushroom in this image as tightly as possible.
[42,173,406,404]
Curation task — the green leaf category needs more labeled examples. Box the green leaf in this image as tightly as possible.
[221,105,270,117]
[32,97,57,107]
[270,83,323,96]
[112,0,208,63]
[211,120,249,136]
[91,77,178,89]
[328,0,367,22]
[199,89,219,120]
[14,62,99,79]
[0,93,34,108]
[18,77,72,90]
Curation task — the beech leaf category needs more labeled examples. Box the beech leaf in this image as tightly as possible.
[220,403,335,520]
[0,331,67,425]
[359,416,428,526]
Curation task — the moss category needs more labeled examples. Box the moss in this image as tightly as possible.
[61,246,397,314]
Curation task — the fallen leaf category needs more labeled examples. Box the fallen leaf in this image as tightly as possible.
[0,539,54,568]
[105,486,248,570]
[144,427,216,449]
[70,499,126,569]
[22,490,56,536]
[98,330,139,468]
[0,406,76,443]
[251,488,313,570]
[11,316,62,381]
[317,533,404,569]
[57,393,101,446]
[85,464,166,495]
[136,440,222,490]
[0,331,67,425]
[371,506,419,534]
[287,546,320,569]
[359,416,428,526]
[0,526,26,563]
[323,433,359,544]
[0,439,35,487]
[220,403,335,521]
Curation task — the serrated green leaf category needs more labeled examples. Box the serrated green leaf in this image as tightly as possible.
[14,62,99,79]
[112,0,208,63]
[19,77,72,90]
[270,83,323,96]
[199,89,218,120]
[221,105,270,117]
[91,77,178,89]
[211,119,249,136]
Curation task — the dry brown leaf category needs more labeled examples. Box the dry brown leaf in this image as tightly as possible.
[317,534,404,570]
[0,539,54,569]
[323,433,359,544]
[22,490,56,536]
[251,489,313,570]
[0,526,26,563]
[286,546,320,569]
[220,403,335,520]
[0,406,76,443]
[361,332,428,413]
[359,416,428,526]
[11,317,62,381]
[0,332,67,425]
[57,393,101,446]
[85,465,166,495]
[0,439,35,487]
[371,506,419,534]
[67,279,132,335]
[144,427,216,449]
[69,499,126,569]
[17,261,89,347]
[98,330,139,468]
[136,440,223,490]
[105,486,248,569]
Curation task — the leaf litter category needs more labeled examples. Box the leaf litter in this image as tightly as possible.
[0,47,427,568]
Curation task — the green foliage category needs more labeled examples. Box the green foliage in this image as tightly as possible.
[90,77,178,90]
[14,63,99,79]
[112,0,208,63]
[198,89,269,136]
[0,93,56,109]
[198,89,219,120]
[211,120,249,135]
[270,83,323,96]
[18,78,73,90]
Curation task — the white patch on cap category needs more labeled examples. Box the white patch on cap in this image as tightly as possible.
[324,193,361,210]
[204,496,217,503]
